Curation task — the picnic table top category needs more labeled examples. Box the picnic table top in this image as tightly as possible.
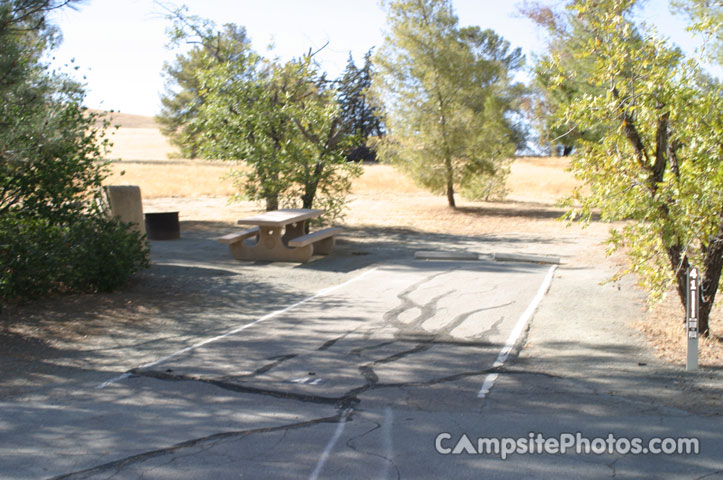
[237,208,324,227]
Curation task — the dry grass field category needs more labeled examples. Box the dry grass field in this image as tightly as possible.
[508,156,581,203]
[108,161,237,198]
[102,113,721,366]
[93,110,179,161]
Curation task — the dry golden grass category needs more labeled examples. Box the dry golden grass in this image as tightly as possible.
[105,129,179,161]
[92,110,180,161]
[102,121,585,238]
[351,164,424,194]
[91,110,160,129]
[508,156,580,203]
[343,161,585,236]
[107,159,577,209]
[107,161,236,198]
[102,117,580,203]
[637,294,723,367]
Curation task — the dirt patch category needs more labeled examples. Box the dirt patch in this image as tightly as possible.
[637,293,723,367]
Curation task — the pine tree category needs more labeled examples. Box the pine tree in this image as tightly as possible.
[336,50,385,161]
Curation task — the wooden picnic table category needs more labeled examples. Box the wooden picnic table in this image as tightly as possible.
[217,208,341,262]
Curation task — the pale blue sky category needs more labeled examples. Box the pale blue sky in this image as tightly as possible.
[48,0,706,117]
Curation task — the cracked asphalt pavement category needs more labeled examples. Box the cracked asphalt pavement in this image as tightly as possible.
[1,227,721,479]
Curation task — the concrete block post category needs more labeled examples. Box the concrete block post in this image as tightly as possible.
[103,185,146,235]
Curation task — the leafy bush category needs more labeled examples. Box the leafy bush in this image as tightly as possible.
[0,214,149,302]
[0,1,150,309]
[460,159,512,202]
[58,216,150,293]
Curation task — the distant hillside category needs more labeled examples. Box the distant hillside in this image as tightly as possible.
[85,110,179,160]
[89,109,159,129]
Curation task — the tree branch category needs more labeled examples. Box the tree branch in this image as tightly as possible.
[652,111,670,186]
[612,87,650,170]
[324,117,343,149]
[7,0,74,29]
[668,138,681,178]
[293,118,321,145]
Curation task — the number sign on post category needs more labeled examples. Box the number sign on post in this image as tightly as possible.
[686,267,699,371]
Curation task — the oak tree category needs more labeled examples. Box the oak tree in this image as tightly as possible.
[538,0,722,337]
[162,11,361,219]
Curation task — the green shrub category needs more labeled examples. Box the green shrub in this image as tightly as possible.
[1,215,64,300]
[0,2,150,309]
[0,214,149,303]
[460,159,512,202]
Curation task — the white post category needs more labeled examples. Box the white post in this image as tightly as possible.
[686,267,699,371]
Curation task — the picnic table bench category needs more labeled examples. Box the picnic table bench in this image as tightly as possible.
[216,208,341,262]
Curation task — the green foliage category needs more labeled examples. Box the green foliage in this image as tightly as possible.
[336,50,385,161]
[540,0,722,336]
[671,0,722,63]
[157,14,254,159]
[374,0,526,207]
[282,57,364,219]
[0,0,149,305]
[192,55,302,211]
[521,2,610,155]
[0,214,149,300]
[1,1,112,223]
[460,158,512,201]
[163,12,362,221]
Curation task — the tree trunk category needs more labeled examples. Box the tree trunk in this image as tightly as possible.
[668,244,690,313]
[302,162,324,208]
[265,165,281,211]
[445,158,456,208]
[302,192,314,210]
[562,145,574,156]
[670,235,723,338]
[301,185,316,233]
[265,195,278,211]
[698,233,723,337]
[446,180,456,208]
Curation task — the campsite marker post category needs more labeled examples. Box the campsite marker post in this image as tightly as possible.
[686,267,699,371]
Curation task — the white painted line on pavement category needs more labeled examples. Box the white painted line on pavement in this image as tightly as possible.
[379,407,395,480]
[97,267,380,389]
[309,409,351,480]
[477,265,557,398]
